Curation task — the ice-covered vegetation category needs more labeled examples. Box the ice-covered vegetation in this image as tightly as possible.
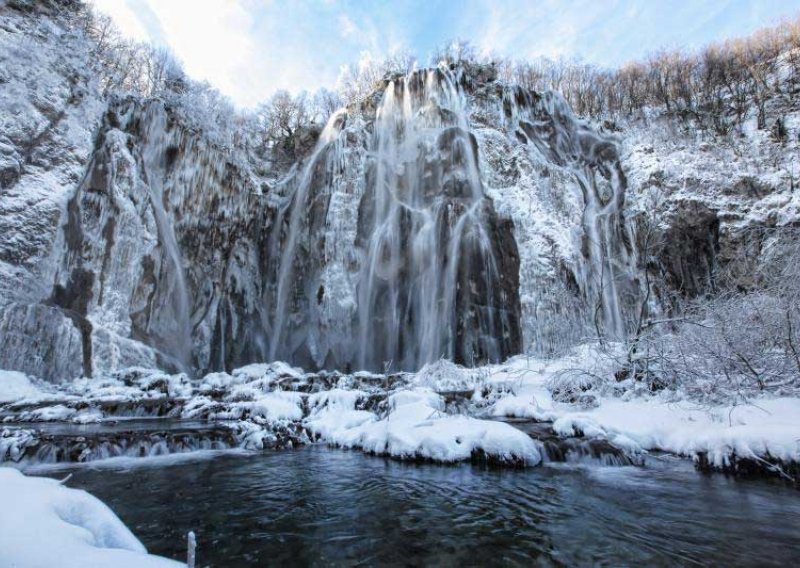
[623,226,800,403]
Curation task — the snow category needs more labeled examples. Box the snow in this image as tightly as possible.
[0,370,41,403]
[0,468,182,567]
[488,349,800,467]
[197,363,309,398]
[247,392,304,421]
[546,397,800,467]
[182,390,304,423]
[1,345,798,472]
[312,387,543,465]
[410,359,486,392]
[307,388,367,411]
[306,409,376,440]
[19,404,78,422]
[305,388,375,439]
[1,427,37,463]
[232,361,305,382]
[198,371,242,394]
[69,369,193,402]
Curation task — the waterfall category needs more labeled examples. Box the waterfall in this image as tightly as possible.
[260,68,521,373]
[356,67,515,371]
[140,104,193,372]
[499,86,635,343]
[268,110,348,361]
[577,164,628,339]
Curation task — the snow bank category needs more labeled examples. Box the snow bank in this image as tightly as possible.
[4,343,798,472]
[492,394,552,420]
[0,468,181,567]
[67,370,193,402]
[197,362,308,399]
[489,351,800,467]
[182,390,304,423]
[549,397,800,467]
[232,361,305,383]
[307,388,367,411]
[305,388,375,440]
[18,403,78,422]
[312,388,542,465]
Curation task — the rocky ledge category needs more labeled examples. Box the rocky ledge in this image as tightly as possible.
[2,354,797,485]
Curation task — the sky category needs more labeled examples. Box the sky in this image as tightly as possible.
[91,0,800,108]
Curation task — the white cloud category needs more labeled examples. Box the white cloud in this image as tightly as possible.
[140,0,258,104]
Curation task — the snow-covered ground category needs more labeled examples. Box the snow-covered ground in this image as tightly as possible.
[485,347,800,469]
[0,468,181,567]
[2,347,799,473]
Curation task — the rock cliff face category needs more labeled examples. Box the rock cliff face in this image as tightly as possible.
[1,5,106,381]
[0,6,642,379]
[10,5,797,383]
[620,86,800,312]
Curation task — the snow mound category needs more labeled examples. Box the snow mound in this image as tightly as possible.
[305,388,375,439]
[492,394,554,420]
[232,361,305,382]
[308,388,367,411]
[183,390,304,423]
[0,468,182,567]
[488,350,800,468]
[313,388,542,465]
[69,368,193,402]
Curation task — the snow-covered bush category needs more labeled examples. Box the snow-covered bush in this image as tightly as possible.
[626,227,800,402]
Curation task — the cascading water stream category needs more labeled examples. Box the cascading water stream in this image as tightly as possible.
[356,66,513,371]
[499,87,635,343]
[140,105,193,372]
[268,110,348,361]
[578,166,627,339]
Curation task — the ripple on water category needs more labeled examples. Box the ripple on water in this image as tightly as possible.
[36,445,800,567]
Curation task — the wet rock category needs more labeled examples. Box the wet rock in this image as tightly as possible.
[504,419,641,466]
[696,451,799,484]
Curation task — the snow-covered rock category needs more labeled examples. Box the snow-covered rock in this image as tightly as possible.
[488,349,800,471]
[312,387,542,465]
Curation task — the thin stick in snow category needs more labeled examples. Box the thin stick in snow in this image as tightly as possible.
[187,531,196,568]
